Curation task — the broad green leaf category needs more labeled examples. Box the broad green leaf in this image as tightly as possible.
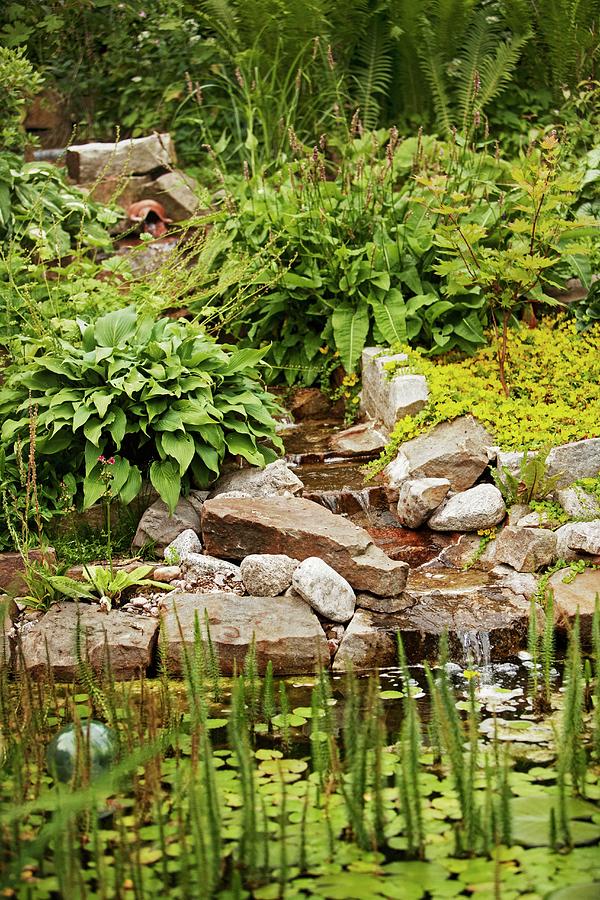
[150,459,181,514]
[119,464,142,505]
[83,470,107,510]
[331,301,370,373]
[225,432,264,466]
[161,431,195,475]
[369,289,407,345]
[94,307,138,348]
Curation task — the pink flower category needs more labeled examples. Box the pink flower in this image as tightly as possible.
[107,457,116,465]
[98,455,106,463]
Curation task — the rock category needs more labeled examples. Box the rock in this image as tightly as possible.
[240,554,298,596]
[163,529,202,563]
[132,497,201,553]
[360,347,429,430]
[333,568,541,670]
[556,486,600,520]
[555,520,600,560]
[17,603,158,680]
[209,459,303,499]
[292,557,356,623]
[66,133,176,182]
[79,174,149,210]
[508,504,532,526]
[489,567,539,600]
[397,477,450,528]
[162,592,329,674]
[356,592,412,614]
[435,533,497,571]
[188,490,209,518]
[384,416,494,492]
[546,439,600,488]
[287,388,331,420]
[329,422,387,456]
[428,485,506,532]
[494,526,557,572]
[0,547,57,593]
[201,497,409,596]
[548,568,600,642]
[516,512,545,528]
[181,553,245,595]
[495,450,529,477]
[152,566,181,583]
[141,170,200,221]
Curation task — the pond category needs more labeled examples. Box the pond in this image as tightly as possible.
[1,618,599,900]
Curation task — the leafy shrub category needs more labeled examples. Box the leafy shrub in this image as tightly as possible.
[0,308,283,526]
[0,45,43,150]
[0,153,119,257]
[368,315,600,476]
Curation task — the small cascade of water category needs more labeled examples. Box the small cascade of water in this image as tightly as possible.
[457,630,492,672]
[319,493,341,514]
[348,488,372,517]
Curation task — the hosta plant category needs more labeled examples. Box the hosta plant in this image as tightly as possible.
[0,307,283,518]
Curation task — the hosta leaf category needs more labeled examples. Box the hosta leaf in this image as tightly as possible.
[150,459,181,514]
[225,432,264,466]
[94,307,137,348]
[83,470,107,510]
[219,347,268,376]
[107,407,127,447]
[195,443,220,474]
[161,431,195,475]
[331,301,370,373]
[369,289,407,345]
[119,464,142,505]
[109,456,130,494]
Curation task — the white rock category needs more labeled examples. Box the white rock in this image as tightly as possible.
[556,486,600,520]
[360,347,429,431]
[163,529,202,563]
[240,554,299,596]
[209,459,303,499]
[428,484,506,532]
[397,477,450,528]
[555,520,600,560]
[546,439,600,488]
[182,552,245,594]
[292,557,356,623]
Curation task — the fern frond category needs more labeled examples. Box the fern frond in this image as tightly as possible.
[418,20,453,135]
[475,31,530,120]
[351,16,393,130]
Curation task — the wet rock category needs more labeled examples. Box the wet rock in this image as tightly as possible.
[428,485,506,532]
[435,532,497,571]
[490,566,539,600]
[0,547,56,593]
[67,133,176,183]
[240,554,298,596]
[546,439,600,488]
[384,416,494,492]
[133,497,201,554]
[494,526,557,572]
[397,477,450,528]
[162,592,329,674]
[367,524,459,568]
[163,529,202,563]
[361,347,428,430]
[141,169,200,220]
[329,422,387,456]
[292,557,356,623]
[333,569,540,670]
[549,568,600,642]
[356,592,412,614]
[152,566,181,583]
[209,459,303,499]
[17,603,158,680]
[555,520,600,560]
[556,486,600,520]
[181,553,244,595]
[201,497,409,596]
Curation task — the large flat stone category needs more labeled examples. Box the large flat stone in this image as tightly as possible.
[333,568,541,670]
[67,133,176,182]
[0,548,56,593]
[549,568,600,643]
[201,497,408,596]
[361,347,429,430]
[384,415,494,492]
[546,439,600,488]
[17,603,159,680]
[162,592,328,675]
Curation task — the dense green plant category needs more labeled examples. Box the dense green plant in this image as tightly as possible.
[0,45,43,150]
[492,448,563,505]
[0,153,118,258]
[0,307,283,528]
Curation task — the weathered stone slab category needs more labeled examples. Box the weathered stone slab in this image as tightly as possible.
[397,477,450,528]
[201,497,408,596]
[209,460,303,499]
[162,592,328,675]
[361,347,429,430]
[549,568,600,642]
[17,603,159,680]
[333,569,540,670]
[494,526,557,572]
[329,422,387,456]
[427,485,506,531]
[141,169,200,220]
[384,416,494,492]
[67,133,176,182]
[555,520,600,560]
[133,497,201,554]
[546,439,600,488]
[0,548,57,593]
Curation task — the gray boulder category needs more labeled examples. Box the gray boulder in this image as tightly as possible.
[555,520,600,560]
[556,486,600,520]
[67,133,176,182]
[546,439,600,488]
[141,169,200,220]
[397,477,450,528]
[133,497,201,553]
[209,459,303,499]
[163,528,202,563]
[494,526,557,572]
[384,415,494,492]
[292,557,356,623]
[360,347,429,431]
[240,554,299,596]
[428,484,506,532]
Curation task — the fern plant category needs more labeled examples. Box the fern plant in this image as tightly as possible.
[492,448,563,506]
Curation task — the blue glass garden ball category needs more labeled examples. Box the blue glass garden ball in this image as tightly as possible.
[46,721,116,784]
